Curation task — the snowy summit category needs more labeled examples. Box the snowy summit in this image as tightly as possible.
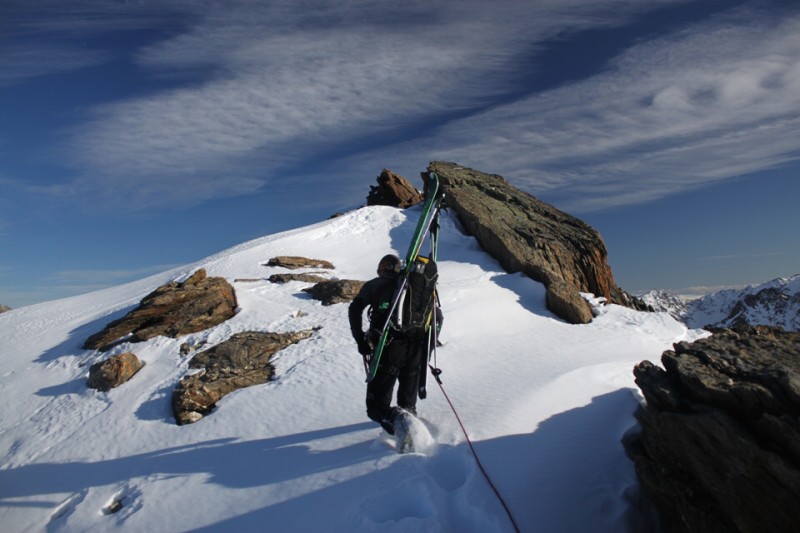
[0,205,706,532]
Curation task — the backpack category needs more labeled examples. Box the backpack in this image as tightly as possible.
[394,256,438,337]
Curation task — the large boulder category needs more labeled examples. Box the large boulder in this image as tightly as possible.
[302,280,365,306]
[83,269,238,351]
[265,256,335,270]
[629,325,800,532]
[268,273,329,284]
[0,305,10,314]
[87,352,145,391]
[173,329,316,425]
[428,161,644,324]
[366,169,424,208]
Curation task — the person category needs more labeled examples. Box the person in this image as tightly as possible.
[348,254,428,435]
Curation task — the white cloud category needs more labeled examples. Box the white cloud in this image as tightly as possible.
[53,0,686,209]
[345,4,800,212]
[11,0,798,213]
[0,44,110,86]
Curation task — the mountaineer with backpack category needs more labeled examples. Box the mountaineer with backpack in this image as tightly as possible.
[348,253,441,436]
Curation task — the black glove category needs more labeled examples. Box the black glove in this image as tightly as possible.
[357,338,373,356]
[356,333,373,356]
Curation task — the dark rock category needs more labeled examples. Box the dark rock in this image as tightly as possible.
[172,329,314,425]
[366,169,424,208]
[630,325,800,532]
[545,279,594,324]
[83,269,238,351]
[268,273,329,284]
[302,280,364,306]
[266,256,335,270]
[0,305,10,314]
[87,352,145,391]
[428,161,642,323]
[173,329,315,425]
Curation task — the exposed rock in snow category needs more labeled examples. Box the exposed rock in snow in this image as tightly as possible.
[268,273,329,284]
[429,161,646,324]
[265,256,335,270]
[302,279,365,305]
[82,268,238,351]
[87,352,145,391]
[173,330,316,425]
[366,169,423,208]
[630,325,800,532]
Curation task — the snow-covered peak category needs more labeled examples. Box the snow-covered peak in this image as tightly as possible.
[0,205,705,532]
[642,275,800,332]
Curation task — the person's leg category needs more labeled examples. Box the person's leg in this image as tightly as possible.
[395,340,423,415]
[366,341,402,433]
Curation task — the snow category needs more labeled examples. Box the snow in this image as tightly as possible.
[0,205,707,532]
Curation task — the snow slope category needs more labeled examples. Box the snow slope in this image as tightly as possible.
[0,206,706,532]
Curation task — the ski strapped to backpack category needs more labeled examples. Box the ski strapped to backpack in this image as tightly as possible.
[366,171,445,384]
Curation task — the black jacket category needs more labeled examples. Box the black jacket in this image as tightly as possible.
[348,275,396,343]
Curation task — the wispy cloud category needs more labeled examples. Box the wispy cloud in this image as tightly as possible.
[0,44,110,86]
[7,0,799,214]
[386,3,800,212]
[51,0,686,209]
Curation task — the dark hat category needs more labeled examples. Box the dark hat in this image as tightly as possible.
[377,254,401,277]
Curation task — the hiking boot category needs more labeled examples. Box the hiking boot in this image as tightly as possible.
[379,418,395,435]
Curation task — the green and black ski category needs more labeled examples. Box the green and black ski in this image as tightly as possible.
[366,172,444,383]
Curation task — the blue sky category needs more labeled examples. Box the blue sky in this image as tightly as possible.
[1,0,798,309]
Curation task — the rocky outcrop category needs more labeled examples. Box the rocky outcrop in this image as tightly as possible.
[83,269,237,351]
[629,325,800,532]
[87,352,145,391]
[428,161,644,324]
[0,305,10,314]
[266,256,335,270]
[173,329,315,425]
[269,273,329,284]
[366,169,424,208]
[302,280,364,306]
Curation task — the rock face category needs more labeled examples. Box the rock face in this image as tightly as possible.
[629,325,800,532]
[83,269,237,351]
[302,280,364,306]
[173,329,315,425]
[268,273,329,284]
[266,256,335,270]
[366,169,424,208]
[87,352,145,391]
[428,161,643,324]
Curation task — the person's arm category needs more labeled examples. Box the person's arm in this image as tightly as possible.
[348,291,368,343]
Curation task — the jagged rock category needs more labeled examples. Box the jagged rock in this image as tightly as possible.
[302,280,364,305]
[173,330,315,425]
[366,169,424,208]
[83,269,237,351]
[268,273,329,284]
[266,256,335,270]
[629,325,800,532]
[545,279,594,324]
[428,161,644,324]
[87,352,145,391]
[0,305,10,314]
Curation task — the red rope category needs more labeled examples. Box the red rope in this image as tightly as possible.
[432,369,522,533]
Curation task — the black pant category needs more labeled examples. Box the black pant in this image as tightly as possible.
[366,336,422,424]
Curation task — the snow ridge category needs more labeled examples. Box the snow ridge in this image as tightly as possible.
[0,206,704,532]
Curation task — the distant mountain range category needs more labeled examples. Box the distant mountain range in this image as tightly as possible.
[640,274,800,332]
